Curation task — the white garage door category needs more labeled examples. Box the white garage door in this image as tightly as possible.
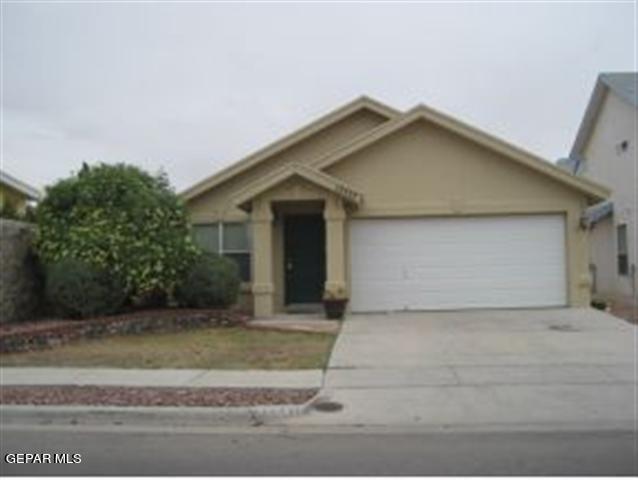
[349,215,567,312]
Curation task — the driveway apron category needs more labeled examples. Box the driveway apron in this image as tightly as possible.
[285,308,636,430]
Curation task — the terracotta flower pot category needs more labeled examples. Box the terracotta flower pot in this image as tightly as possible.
[323,299,348,320]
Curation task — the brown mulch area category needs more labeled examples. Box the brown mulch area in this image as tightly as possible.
[0,386,317,407]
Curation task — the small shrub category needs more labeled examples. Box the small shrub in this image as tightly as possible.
[131,288,168,309]
[46,259,127,319]
[175,253,240,308]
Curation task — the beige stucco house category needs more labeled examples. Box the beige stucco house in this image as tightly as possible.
[560,72,637,307]
[182,97,608,317]
[0,169,41,216]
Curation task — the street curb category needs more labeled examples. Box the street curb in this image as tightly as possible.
[245,323,340,335]
[0,393,321,428]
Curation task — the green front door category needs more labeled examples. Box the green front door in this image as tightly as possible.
[284,215,326,304]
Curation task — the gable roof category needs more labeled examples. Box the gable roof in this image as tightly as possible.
[180,96,398,201]
[233,163,362,211]
[570,72,637,157]
[310,104,609,203]
[0,169,41,200]
[601,72,638,107]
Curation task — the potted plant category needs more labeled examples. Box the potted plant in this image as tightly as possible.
[322,286,348,320]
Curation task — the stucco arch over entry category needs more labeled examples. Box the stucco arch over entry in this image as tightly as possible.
[234,164,362,317]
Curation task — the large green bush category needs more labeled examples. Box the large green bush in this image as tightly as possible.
[174,253,241,308]
[36,163,199,300]
[46,259,127,319]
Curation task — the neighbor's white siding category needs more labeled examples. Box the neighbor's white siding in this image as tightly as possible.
[582,91,637,302]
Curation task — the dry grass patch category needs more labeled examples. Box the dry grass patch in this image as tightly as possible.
[0,327,336,370]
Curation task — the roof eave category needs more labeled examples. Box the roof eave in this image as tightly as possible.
[0,170,41,200]
[233,164,362,212]
[569,76,608,158]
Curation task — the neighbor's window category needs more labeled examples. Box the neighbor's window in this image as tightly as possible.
[617,224,628,276]
[615,140,630,155]
[192,222,251,281]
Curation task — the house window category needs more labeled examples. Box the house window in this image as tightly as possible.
[191,224,219,254]
[192,222,251,281]
[222,222,251,282]
[617,224,629,276]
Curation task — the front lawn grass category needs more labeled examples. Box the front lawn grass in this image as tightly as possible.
[0,327,336,370]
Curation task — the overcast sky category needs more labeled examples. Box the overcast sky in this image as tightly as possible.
[2,1,636,192]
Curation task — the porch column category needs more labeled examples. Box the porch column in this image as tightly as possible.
[324,196,347,296]
[251,198,275,317]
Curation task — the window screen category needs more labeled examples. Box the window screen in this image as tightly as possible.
[192,222,251,282]
[191,224,219,253]
[222,223,251,282]
[222,223,251,251]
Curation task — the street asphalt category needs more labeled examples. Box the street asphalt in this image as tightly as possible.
[1,425,636,476]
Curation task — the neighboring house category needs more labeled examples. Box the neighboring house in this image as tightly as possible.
[559,72,637,306]
[182,97,608,317]
[0,169,41,215]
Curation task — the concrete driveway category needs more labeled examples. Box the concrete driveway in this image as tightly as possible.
[286,308,636,430]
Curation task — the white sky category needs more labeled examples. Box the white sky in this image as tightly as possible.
[2,1,636,192]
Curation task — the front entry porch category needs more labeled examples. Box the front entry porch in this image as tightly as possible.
[283,212,326,309]
[233,164,362,317]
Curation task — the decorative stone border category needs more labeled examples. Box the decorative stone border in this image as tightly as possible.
[0,309,250,354]
[0,393,320,428]
[0,385,317,408]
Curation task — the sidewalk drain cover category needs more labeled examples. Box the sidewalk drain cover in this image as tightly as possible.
[312,401,343,413]
[549,324,579,332]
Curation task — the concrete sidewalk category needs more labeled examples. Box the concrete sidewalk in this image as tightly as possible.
[0,367,324,389]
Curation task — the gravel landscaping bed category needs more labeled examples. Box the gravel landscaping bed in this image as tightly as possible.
[0,385,318,407]
[0,309,250,354]
[0,319,76,336]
